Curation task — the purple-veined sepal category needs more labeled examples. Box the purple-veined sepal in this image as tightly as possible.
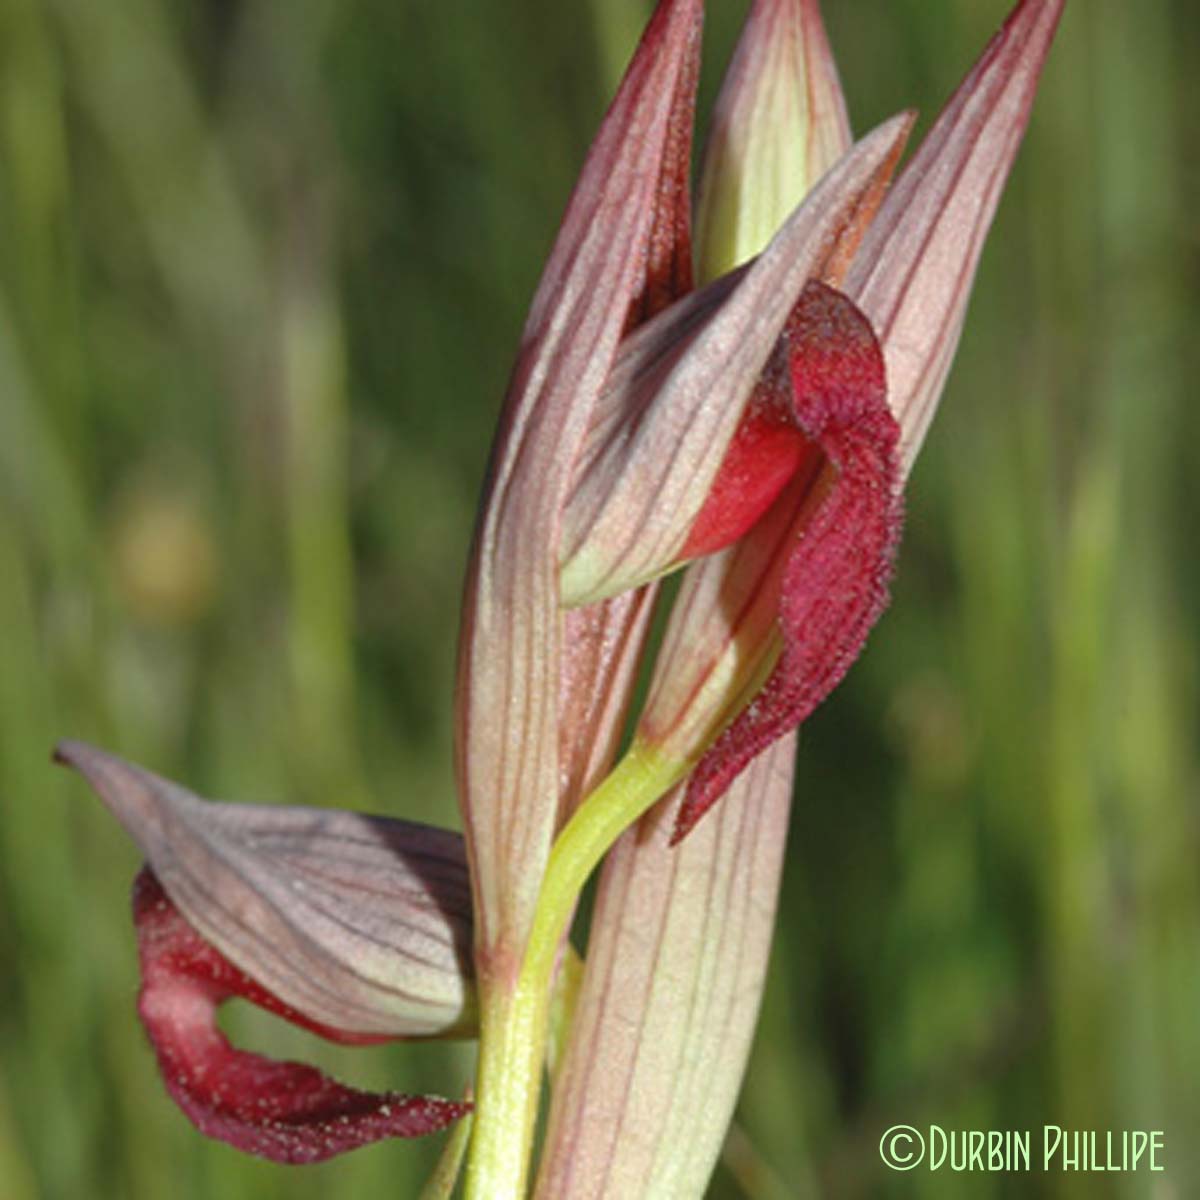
[695,0,851,282]
[848,0,1066,475]
[56,740,475,1036]
[454,0,704,966]
[534,736,797,1196]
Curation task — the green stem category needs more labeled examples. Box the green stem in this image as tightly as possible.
[463,742,686,1199]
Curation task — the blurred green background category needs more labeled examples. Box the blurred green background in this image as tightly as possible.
[0,0,1195,1196]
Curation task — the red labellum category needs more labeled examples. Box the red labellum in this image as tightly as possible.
[132,869,468,1164]
[673,280,902,842]
[681,369,817,561]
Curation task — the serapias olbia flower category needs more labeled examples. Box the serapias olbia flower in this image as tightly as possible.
[536,3,1063,1193]
[55,741,474,1162]
[59,0,1063,1193]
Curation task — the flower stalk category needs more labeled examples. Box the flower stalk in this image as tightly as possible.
[466,745,686,1197]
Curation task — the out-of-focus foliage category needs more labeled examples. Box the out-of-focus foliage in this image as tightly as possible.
[0,1,1195,1197]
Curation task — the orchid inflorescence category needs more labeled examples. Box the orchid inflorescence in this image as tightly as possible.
[59,1,1063,1195]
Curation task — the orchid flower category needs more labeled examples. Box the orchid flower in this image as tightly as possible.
[55,741,474,1163]
[61,0,1062,1195]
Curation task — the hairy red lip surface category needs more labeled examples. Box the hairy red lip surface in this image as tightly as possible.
[675,279,902,841]
[132,870,469,1164]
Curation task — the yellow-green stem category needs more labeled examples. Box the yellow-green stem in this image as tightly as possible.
[463,742,686,1199]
